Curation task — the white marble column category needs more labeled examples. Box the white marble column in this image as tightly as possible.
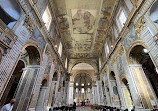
[36,87,47,111]
[68,82,74,105]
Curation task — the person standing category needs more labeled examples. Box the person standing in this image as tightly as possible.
[1,99,16,111]
[72,102,76,111]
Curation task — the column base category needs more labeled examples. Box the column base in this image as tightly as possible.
[28,108,35,111]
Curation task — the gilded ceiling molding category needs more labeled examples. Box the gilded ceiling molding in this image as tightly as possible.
[134,16,146,37]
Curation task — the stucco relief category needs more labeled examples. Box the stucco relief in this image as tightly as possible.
[24,15,35,35]
[134,16,147,37]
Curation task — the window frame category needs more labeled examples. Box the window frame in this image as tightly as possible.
[105,42,109,57]
[116,8,127,30]
[58,41,62,57]
[42,6,52,30]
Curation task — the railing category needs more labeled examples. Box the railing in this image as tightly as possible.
[0,19,17,50]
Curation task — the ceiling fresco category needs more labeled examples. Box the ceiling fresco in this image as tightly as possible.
[72,10,95,34]
[53,0,118,63]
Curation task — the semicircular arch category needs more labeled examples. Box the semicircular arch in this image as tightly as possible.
[127,40,148,64]
[22,43,42,66]
[69,61,97,73]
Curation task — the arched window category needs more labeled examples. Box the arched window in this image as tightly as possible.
[116,8,127,30]
[105,42,109,57]
[65,58,67,69]
[58,41,62,56]
[99,58,102,69]
[41,79,47,87]
[42,6,52,30]
[52,72,58,81]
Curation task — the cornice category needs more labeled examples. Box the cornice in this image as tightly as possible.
[17,0,67,72]
[99,0,152,74]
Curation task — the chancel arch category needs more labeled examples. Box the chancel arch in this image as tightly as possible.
[69,61,98,73]
[128,44,158,109]
[71,63,95,81]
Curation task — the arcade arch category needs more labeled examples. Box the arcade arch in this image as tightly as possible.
[121,78,133,109]
[109,71,120,106]
[50,71,58,107]
[128,44,158,108]
[12,45,41,110]
[0,60,25,108]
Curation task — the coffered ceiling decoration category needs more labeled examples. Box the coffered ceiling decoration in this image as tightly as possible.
[53,0,118,62]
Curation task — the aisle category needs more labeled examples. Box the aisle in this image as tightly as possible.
[76,107,94,111]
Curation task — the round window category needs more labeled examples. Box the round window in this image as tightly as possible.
[113,86,118,95]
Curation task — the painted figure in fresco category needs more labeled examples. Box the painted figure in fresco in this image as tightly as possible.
[0,99,16,111]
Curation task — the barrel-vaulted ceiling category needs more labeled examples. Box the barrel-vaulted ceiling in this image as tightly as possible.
[53,0,118,59]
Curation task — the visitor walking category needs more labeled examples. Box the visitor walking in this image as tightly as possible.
[0,99,16,111]
[73,102,76,111]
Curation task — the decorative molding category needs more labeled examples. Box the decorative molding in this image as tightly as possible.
[112,45,125,64]
[23,15,35,35]
[153,34,158,44]
[134,16,146,37]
